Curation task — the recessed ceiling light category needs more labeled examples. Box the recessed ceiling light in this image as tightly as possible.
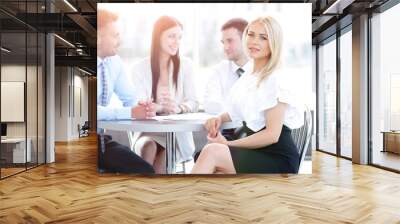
[78,67,92,76]
[54,34,75,48]
[322,0,354,15]
[1,47,11,53]
[63,0,78,12]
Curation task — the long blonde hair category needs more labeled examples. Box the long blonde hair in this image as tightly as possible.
[243,16,283,87]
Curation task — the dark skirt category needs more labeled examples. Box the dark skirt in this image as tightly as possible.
[228,123,300,174]
[98,134,155,174]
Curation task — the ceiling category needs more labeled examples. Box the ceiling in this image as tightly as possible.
[0,0,97,74]
[310,0,390,43]
[0,0,394,74]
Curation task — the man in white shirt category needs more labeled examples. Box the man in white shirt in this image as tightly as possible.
[204,18,252,114]
[194,18,252,162]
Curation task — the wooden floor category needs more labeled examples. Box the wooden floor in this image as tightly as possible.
[1,135,400,223]
[1,163,44,178]
[373,150,400,171]
[1,167,26,177]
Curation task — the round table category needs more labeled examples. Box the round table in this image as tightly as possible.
[98,113,241,174]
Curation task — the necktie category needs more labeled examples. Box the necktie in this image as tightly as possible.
[100,61,108,106]
[236,67,244,78]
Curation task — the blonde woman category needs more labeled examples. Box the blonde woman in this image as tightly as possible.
[191,16,303,174]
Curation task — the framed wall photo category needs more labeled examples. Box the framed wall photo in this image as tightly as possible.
[97,3,312,175]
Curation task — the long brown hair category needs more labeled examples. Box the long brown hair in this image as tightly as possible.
[150,16,182,101]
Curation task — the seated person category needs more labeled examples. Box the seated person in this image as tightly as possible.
[97,9,156,173]
[131,16,199,174]
[203,18,252,115]
[191,16,303,174]
[194,18,252,161]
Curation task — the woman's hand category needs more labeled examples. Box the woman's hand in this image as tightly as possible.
[157,92,181,115]
[132,100,156,119]
[161,97,181,114]
[154,103,164,114]
[204,116,222,138]
[207,132,228,145]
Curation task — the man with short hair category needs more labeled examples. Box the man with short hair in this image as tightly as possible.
[194,18,252,162]
[97,9,155,173]
[97,9,155,120]
[204,18,252,114]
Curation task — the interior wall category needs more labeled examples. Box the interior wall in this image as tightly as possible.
[72,72,89,138]
[54,66,89,141]
[55,66,69,141]
[1,65,39,139]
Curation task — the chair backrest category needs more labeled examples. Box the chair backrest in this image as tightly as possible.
[82,121,90,129]
[290,107,313,173]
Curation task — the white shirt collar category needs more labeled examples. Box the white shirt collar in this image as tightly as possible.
[97,56,110,66]
[231,60,252,74]
[242,60,252,73]
[97,57,104,67]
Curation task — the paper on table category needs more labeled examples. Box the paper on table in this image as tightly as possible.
[153,113,216,121]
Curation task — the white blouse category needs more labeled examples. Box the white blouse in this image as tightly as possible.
[130,57,199,162]
[131,57,199,113]
[225,69,304,132]
[203,60,253,114]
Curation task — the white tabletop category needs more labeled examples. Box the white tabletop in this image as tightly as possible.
[98,113,241,133]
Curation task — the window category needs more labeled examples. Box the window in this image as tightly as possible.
[371,2,400,171]
[318,37,337,154]
[340,28,352,158]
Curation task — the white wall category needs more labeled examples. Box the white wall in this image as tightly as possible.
[1,65,26,139]
[55,67,69,141]
[71,73,89,138]
[1,65,41,137]
[54,67,89,141]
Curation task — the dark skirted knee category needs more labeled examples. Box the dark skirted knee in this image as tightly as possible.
[103,140,155,174]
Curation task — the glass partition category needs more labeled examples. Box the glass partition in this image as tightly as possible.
[1,30,28,177]
[0,1,46,179]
